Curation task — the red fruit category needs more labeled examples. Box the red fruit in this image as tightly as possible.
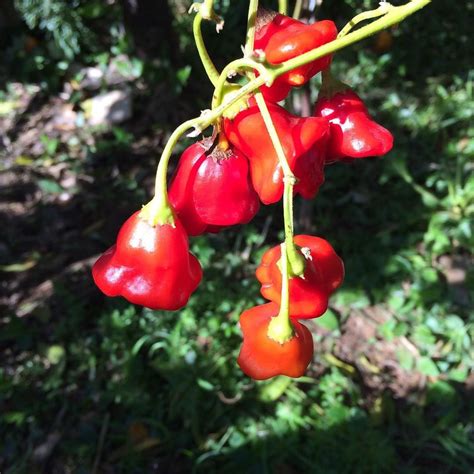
[224,101,329,204]
[314,88,394,163]
[254,10,338,101]
[256,235,344,318]
[237,303,314,380]
[169,140,260,236]
[293,146,326,200]
[92,211,202,310]
[258,78,292,103]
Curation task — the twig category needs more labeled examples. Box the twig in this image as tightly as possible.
[92,412,111,474]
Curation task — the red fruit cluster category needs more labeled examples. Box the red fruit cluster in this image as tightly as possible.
[238,235,344,380]
[91,9,394,381]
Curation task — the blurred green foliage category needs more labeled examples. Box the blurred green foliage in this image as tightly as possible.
[1,0,473,472]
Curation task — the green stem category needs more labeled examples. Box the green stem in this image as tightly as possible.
[278,0,288,15]
[267,243,294,343]
[193,11,220,86]
[151,74,267,214]
[212,0,430,111]
[254,93,305,276]
[292,0,303,19]
[212,58,270,108]
[273,0,431,79]
[245,0,259,57]
[244,1,303,278]
[282,177,304,275]
[338,2,392,38]
[254,93,293,177]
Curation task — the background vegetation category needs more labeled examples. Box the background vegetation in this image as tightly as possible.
[1,0,473,472]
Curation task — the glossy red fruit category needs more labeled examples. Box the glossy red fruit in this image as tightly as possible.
[224,101,329,204]
[293,146,326,200]
[169,140,260,236]
[314,88,394,163]
[256,235,344,318]
[254,10,338,101]
[257,78,292,103]
[237,303,314,380]
[92,211,202,310]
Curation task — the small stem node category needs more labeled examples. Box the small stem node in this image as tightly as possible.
[139,196,175,227]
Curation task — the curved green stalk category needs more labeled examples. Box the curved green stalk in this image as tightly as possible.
[254,93,305,277]
[338,2,392,38]
[212,57,270,108]
[254,94,292,178]
[149,73,268,225]
[193,12,220,86]
[274,0,431,79]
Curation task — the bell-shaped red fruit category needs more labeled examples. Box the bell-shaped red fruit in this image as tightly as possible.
[224,101,329,204]
[314,88,393,163]
[169,140,260,236]
[256,235,344,318]
[237,303,314,380]
[92,210,202,310]
[254,10,338,101]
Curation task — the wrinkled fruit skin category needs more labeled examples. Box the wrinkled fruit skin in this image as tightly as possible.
[314,89,394,163]
[92,211,202,310]
[255,12,338,101]
[224,101,329,204]
[169,141,260,236]
[237,303,314,380]
[256,235,344,318]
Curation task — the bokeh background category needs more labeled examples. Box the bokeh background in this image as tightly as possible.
[1,0,473,472]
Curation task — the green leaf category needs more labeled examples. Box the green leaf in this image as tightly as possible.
[412,325,436,347]
[458,219,472,240]
[258,376,293,402]
[315,309,339,331]
[47,345,65,365]
[417,357,440,376]
[421,268,438,283]
[197,378,214,391]
[333,289,370,308]
[378,320,396,341]
[40,135,59,155]
[0,251,40,273]
[394,322,409,337]
[448,365,469,382]
[396,348,414,371]
[3,412,27,426]
[427,380,457,405]
[38,179,63,194]
[176,66,192,85]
